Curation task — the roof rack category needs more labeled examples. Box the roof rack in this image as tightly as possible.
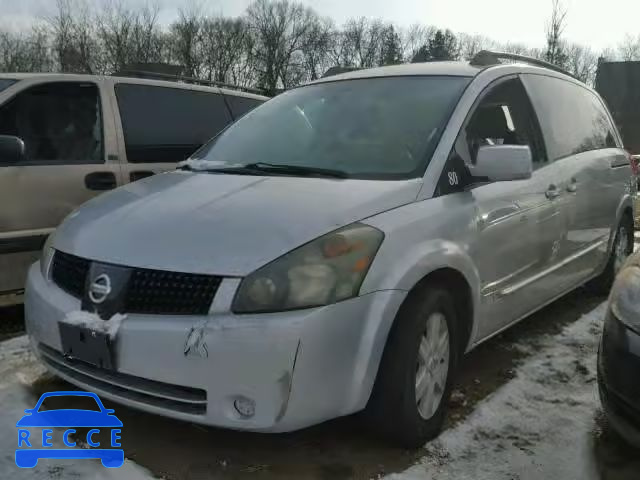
[470,50,577,80]
[113,69,268,97]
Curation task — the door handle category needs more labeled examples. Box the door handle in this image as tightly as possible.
[566,178,578,193]
[85,172,117,191]
[545,184,560,200]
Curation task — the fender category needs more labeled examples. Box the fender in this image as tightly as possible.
[347,239,481,411]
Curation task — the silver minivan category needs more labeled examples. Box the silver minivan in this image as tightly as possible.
[25,53,634,447]
[0,74,266,304]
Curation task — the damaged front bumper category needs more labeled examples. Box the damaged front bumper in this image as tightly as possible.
[25,264,406,432]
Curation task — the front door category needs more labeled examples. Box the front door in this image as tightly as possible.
[0,80,122,293]
[447,76,564,338]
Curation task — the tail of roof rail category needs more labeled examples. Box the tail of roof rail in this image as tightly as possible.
[470,50,578,80]
[112,69,269,97]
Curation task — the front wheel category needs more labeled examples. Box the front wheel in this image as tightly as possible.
[364,285,459,448]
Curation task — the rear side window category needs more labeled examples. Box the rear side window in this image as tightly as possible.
[115,84,233,163]
[0,79,17,93]
[226,95,264,119]
[523,75,618,161]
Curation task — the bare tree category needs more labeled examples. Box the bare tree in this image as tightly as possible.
[300,16,334,80]
[565,43,598,84]
[401,24,435,63]
[130,3,165,65]
[379,24,403,66]
[49,0,100,73]
[201,16,252,83]
[27,26,54,72]
[0,28,53,73]
[412,29,459,62]
[97,1,163,73]
[458,33,496,60]
[246,0,316,94]
[340,18,386,68]
[170,6,202,77]
[599,47,617,63]
[0,0,620,91]
[618,34,640,61]
[97,1,135,72]
[545,0,568,67]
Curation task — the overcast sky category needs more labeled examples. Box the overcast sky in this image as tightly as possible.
[0,0,635,52]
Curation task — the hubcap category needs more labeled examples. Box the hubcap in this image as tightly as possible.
[415,312,450,420]
[614,226,631,274]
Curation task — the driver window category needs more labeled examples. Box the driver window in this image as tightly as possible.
[0,82,103,165]
[439,77,545,194]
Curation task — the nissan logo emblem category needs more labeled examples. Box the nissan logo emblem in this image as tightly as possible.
[88,274,112,304]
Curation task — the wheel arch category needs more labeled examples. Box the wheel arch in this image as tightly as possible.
[407,267,475,358]
[611,194,634,254]
[350,240,482,412]
[357,263,478,410]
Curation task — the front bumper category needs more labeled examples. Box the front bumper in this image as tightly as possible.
[25,264,406,432]
[598,310,640,448]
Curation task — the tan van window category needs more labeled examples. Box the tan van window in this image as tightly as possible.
[0,82,103,165]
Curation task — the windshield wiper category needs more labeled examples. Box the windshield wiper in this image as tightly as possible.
[177,163,267,175]
[178,161,348,178]
[243,162,348,178]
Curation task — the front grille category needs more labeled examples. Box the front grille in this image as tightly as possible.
[51,250,90,298]
[38,343,207,415]
[125,268,222,315]
[50,250,222,315]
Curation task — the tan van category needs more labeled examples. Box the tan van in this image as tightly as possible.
[0,73,266,305]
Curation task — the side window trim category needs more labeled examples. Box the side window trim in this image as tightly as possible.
[0,80,105,166]
[591,90,623,148]
[219,90,237,121]
[514,74,548,167]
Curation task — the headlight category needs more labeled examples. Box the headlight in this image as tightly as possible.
[610,266,640,333]
[233,223,384,313]
[40,234,55,280]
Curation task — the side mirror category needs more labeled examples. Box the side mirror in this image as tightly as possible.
[0,135,25,165]
[470,145,533,182]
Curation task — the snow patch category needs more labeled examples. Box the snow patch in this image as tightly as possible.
[178,158,238,171]
[61,311,126,340]
[0,336,155,479]
[388,302,609,480]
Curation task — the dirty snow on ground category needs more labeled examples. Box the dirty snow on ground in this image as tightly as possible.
[388,302,609,480]
[0,335,154,480]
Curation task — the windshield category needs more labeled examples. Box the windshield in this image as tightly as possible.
[0,79,17,93]
[191,76,470,180]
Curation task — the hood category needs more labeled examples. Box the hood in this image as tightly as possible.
[54,171,421,276]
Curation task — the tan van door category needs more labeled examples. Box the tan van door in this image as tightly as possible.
[0,79,123,293]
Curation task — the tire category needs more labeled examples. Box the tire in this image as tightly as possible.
[364,284,460,448]
[588,214,634,295]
